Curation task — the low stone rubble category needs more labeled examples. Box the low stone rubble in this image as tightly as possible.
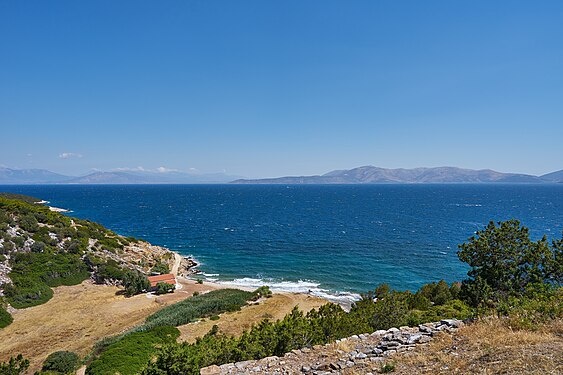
[200,319,464,374]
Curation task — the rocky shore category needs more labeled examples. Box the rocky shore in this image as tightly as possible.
[200,319,464,374]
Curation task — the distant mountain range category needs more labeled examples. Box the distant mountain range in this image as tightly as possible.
[232,166,563,184]
[0,167,242,184]
[1,166,562,185]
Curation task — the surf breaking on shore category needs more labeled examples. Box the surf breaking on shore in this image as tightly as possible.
[202,274,361,307]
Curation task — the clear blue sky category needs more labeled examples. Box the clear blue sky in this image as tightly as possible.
[1,1,562,178]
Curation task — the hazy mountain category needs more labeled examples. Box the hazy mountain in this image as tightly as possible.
[0,167,242,184]
[540,169,563,183]
[67,170,242,184]
[0,167,71,184]
[232,166,547,184]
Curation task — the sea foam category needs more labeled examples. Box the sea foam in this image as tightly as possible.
[213,277,361,306]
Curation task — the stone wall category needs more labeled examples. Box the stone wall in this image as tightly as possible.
[200,319,464,374]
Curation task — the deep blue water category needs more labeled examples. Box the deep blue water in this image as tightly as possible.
[1,184,562,302]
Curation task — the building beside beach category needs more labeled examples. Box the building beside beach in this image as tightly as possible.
[147,273,176,288]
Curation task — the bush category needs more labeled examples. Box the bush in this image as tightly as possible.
[0,354,29,375]
[87,326,179,375]
[143,289,253,330]
[150,262,170,275]
[122,270,150,297]
[155,282,175,295]
[42,351,80,374]
[252,286,272,300]
[0,304,13,328]
[4,280,54,309]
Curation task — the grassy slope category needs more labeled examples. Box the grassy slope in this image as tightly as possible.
[394,318,563,374]
[86,289,256,375]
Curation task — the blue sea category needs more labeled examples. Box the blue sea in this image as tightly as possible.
[1,184,562,303]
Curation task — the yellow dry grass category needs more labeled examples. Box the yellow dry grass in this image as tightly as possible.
[394,318,563,374]
[0,279,218,373]
[177,293,327,342]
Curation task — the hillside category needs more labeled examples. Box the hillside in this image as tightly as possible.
[0,194,191,312]
[541,169,563,183]
[232,166,547,184]
[0,167,242,184]
[0,168,71,184]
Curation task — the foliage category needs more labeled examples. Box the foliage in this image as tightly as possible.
[0,195,144,309]
[155,282,175,295]
[141,283,471,375]
[4,252,89,308]
[0,304,13,328]
[122,269,150,297]
[251,285,272,300]
[458,220,563,307]
[142,289,253,330]
[87,288,257,373]
[0,354,29,375]
[41,351,80,374]
[0,193,41,204]
[150,262,170,275]
[86,326,179,375]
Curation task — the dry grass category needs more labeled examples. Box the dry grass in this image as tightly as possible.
[177,293,327,342]
[0,278,219,373]
[394,318,563,374]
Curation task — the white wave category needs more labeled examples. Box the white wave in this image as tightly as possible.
[213,277,361,306]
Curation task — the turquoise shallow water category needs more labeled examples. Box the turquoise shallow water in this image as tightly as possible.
[2,184,562,302]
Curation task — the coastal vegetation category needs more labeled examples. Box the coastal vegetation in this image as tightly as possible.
[141,282,471,375]
[40,351,80,374]
[0,305,12,329]
[87,289,258,375]
[1,193,560,373]
[87,326,180,375]
[139,220,561,375]
[0,355,29,375]
[0,195,173,320]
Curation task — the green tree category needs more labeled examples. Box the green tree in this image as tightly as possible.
[458,220,562,307]
[155,282,175,295]
[0,355,29,375]
[122,270,150,297]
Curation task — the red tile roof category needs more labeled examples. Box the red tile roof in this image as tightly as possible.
[148,273,176,287]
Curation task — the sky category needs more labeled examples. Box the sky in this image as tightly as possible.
[1,1,562,178]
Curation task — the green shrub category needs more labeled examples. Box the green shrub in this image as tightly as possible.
[122,269,150,297]
[252,286,272,300]
[42,351,80,374]
[0,354,29,374]
[155,282,175,295]
[4,280,54,309]
[151,262,170,275]
[143,289,253,330]
[0,304,13,328]
[381,362,396,373]
[86,326,179,375]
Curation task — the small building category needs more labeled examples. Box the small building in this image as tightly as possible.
[147,273,176,288]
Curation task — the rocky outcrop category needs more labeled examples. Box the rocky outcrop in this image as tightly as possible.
[200,319,464,374]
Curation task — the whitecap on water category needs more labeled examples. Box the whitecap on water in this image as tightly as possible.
[213,277,361,306]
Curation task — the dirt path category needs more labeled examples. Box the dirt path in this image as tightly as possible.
[171,252,182,276]
[0,279,218,373]
[177,293,327,342]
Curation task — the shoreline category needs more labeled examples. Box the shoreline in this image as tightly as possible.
[173,251,358,309]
